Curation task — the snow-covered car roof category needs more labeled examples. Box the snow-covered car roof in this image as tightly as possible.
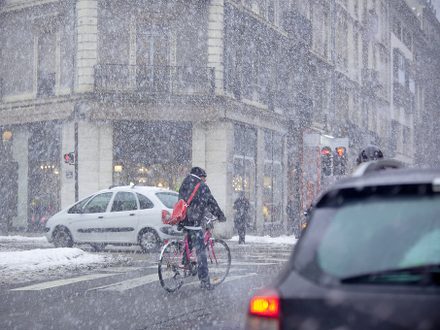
[332,168,440,190]
[97,185,178,194]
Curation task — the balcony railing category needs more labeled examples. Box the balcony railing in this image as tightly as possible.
[94,64,215,96]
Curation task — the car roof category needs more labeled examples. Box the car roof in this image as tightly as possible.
[333,168,440,190]
[96,185,178,195]
[315,167,440,207]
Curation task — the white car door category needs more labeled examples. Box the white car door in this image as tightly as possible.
[136,192,159,229]
[70,192,113,243]
[105,191,139,243]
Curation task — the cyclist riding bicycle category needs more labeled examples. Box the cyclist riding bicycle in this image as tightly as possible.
[356,145,384,165]
[353,145,403,177]
[178,166,226,290]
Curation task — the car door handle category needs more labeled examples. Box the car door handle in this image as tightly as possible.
[98,216,104,219]
[129,213,135,216]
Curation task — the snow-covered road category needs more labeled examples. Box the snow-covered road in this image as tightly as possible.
[0,234,296,285]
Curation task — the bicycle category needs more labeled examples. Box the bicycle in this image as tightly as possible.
[158,216,231,292]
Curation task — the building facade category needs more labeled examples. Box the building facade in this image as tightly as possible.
[0,0,311,235]
[292,0,440,207]
[1,0,439,235]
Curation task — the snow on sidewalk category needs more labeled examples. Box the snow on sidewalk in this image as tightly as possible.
[0,248,115,273]
[0,235,128,285]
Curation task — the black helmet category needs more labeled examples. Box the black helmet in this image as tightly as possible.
[190,166,207,178]
[356,145,384,165]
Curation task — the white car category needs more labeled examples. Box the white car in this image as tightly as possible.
[44,185,182,252]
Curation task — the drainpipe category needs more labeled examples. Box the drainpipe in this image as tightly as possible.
[73,0,78,201]
[74,106,79,202]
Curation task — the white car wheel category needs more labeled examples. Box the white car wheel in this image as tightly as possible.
[139,229,161,253]
[53,227,74,248]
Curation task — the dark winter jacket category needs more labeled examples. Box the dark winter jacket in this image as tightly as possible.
[233,195,250,228]
[178,174,225,227]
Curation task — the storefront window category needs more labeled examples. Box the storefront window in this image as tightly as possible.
[263,130,283,223]
[233,124,257,225]
[113,121,191,190]
[28,122,61,231]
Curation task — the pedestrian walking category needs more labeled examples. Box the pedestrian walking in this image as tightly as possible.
[233,192,250,244]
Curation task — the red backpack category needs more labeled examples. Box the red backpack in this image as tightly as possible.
[164,183,201,226]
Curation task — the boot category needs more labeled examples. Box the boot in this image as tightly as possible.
[200,277,214,290]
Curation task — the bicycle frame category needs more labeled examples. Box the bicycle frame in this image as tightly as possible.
[180,227,217,267]
[158,221,231,291]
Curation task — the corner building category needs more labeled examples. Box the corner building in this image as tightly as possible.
[0,0,310,236]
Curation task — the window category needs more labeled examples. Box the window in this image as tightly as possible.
[136,25,170,92]
[83,193,113,214]
[37,31,56,97]
[241,39,272,104]
[393,50,405,85]
[99,12,129,64]
[233,124,257,224]
[402,29,413,50]
[267,0,279,25]
[335,12,348,70]
[353,31,359,77]
[68,196,93,214]
[263,131,283,223]
[113,121,191,188]
[111,192,138,212]
[379,2,388,43]
[354,0,359,18]
[392,17,401,39]
[155,192,178,209]
[315,194,440,279]
[312,3,325,56]
[403,126,410,146]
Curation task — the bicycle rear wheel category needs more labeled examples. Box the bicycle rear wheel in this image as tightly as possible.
[158,241,184,292]
[207,238,231,286]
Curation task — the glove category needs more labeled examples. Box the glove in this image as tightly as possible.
[218,214,227,222]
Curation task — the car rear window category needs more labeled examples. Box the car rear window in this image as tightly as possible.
[295,190,440,281]
[156,192,178,209]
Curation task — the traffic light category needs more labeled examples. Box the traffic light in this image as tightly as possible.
[333,147,347,175]
[321,146,332,176]
[64,152,75,165]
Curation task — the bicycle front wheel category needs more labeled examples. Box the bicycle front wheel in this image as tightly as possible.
[158,241,184,292]
[207,238,231,286]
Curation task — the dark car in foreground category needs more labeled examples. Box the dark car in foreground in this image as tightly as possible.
[246,161,440,330]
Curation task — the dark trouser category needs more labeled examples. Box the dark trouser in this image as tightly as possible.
[237,226,246,244]
[187,229,209,282]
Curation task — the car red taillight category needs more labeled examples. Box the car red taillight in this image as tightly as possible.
[246,289,280,329]
[161,210,170,224]
[249,289,280,318]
